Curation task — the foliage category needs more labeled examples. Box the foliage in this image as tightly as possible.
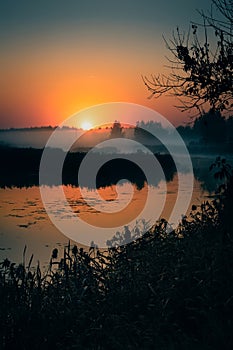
[1,179,233,349]
[143,0,233,115]
[110,120,124,138]
[193,109,227,143]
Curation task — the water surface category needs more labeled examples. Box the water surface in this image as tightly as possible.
[0,171,211,266]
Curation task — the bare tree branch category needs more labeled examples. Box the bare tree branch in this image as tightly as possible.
[144,0,233,116]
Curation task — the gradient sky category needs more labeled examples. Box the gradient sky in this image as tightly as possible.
[0,0,214,128]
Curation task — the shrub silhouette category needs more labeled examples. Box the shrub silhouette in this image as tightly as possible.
[0,182,233,349]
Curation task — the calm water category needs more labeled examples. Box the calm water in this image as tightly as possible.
[0,170,211,266]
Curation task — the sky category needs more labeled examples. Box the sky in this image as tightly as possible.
[0,0,214,128]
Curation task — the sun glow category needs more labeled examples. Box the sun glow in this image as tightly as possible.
[81,121,92,130]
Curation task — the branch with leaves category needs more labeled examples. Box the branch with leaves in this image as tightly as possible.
[143,0,233,116]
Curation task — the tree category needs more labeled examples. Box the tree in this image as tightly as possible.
[134,120,168,142]
[110,120,124,138]
[193,109,227,143]
[143,0,233,116]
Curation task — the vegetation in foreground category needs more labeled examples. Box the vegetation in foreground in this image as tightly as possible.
[0,160,233,350]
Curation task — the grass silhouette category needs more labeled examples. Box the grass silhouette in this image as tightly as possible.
[0,158,233,349]
[0,199,233,349]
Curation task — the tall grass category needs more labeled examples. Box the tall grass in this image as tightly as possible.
[0,163,233,349]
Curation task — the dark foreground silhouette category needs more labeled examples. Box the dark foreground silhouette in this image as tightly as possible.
[0,206,233,349]
[0,167,233,350]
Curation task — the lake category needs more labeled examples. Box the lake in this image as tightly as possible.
[0,154,222,266]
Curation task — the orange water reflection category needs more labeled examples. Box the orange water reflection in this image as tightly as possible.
[0,176,210,264]
[64,183,148,228]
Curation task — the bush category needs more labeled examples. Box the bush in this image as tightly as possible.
[0,174,233,349]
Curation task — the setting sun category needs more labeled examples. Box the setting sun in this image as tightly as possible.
[81,121,92,130]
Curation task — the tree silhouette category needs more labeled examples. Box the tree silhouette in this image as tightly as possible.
[110,120,124,138]
[143,0,233,116]
[193,109,227,143]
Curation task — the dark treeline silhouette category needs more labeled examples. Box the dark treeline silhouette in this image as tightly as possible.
[0,125,79,132]
[2,144,230,191]
[0,146,176,189]
[136,112,233,153]
[64,152,176,189]
[134,122,164,143]
[1,113,233,155]
[178,111,233,146]
[109,120,124,138]
[0,147,42,188]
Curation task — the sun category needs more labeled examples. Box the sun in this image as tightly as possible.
[81,121,92,130]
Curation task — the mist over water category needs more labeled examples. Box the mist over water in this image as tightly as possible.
[0,129,81,150]
[0,127,186,152]
[1,124,233,264]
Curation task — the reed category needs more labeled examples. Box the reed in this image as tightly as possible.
[0,160,232,349]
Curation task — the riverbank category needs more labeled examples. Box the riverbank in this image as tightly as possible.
[1,195,233,349]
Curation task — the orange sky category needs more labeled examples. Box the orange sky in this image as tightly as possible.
[1,35,182,128]
[0,0,213,128]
